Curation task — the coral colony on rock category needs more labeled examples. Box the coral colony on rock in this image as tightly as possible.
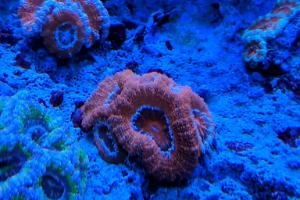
[0,0,300,199]
[19,0,110,57]
[242,0,300,70]
[73,70,215,183]
[0,92,88,199]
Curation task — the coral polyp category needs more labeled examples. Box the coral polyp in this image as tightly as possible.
[41,2,91,57]
[0,92,88,199]
[18,0,45,32]
[243,37,267,64]
[0,134,41,199]
[92,120,127,164]
[72,71,128,163]
[0,92,74,151]
[19,0,110,57]
[242,0,300,69]
[0,142,30,182]
[34,148,88,200]
[76,70,215,183]
[77,0,110,43]
[272,1,298,15]
[78,70,132,131]
[41,169,66,199]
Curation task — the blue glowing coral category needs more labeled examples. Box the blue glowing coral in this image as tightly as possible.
[0,91,75,151]
[31,147,88,199]
[19,0,110,57]
[0,91,88,199]
[242,0,300,69]
[0,134,44,199]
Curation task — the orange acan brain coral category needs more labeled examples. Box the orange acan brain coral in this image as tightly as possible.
[19,0,110,57]
[242,0,300,67]
[76,70,215,183]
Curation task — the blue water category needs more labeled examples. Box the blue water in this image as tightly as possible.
[0,0,299,199]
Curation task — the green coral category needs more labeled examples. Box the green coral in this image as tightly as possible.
[0,91,88,200]
[34,148,88,200]
[0,134,43,199]
[0,91,74,151]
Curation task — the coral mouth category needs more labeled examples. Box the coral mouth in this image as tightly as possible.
[0,148,26,182]
[55,22,78,49]
[93,121,126,163]
[132,106,173,152]
[41,170,66,200]
[25,119,48,144]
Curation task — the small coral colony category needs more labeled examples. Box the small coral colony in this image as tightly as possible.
[0,0,299,199]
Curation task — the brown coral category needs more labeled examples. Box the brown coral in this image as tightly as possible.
[18,0,110,57]
[76,70,214,183]
[249,16,282,32]
[18,0,45,31]
[242,0,300,68]
[78,70,132,163]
